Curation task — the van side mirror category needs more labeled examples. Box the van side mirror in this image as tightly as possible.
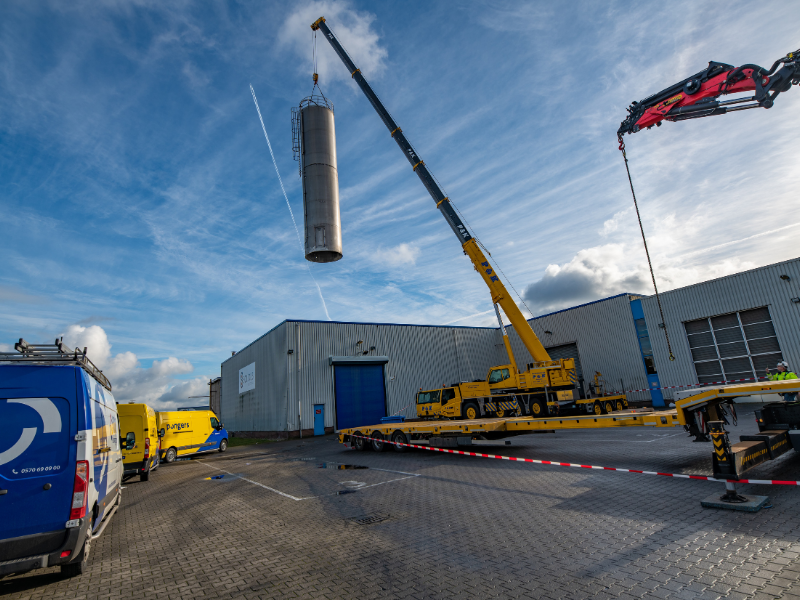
[159,428,165,438]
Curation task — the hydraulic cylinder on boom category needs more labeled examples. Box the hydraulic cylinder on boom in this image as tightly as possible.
[312,17,579,414]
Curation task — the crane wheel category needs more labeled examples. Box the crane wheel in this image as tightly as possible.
[391,430,409,452]
[352,431,368,451]
[603,401,613,414]
[531,399,545,417]
[463,403,479,420]
[615,400,624,411]
[495,409,505,418]
[593,401,603,416]
[370,431,390,452]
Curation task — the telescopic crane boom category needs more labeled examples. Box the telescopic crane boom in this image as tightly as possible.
[311,16,550,365]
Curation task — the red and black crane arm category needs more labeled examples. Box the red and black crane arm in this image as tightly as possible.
[618,48,800,137]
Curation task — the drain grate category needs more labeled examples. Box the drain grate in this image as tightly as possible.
[351,513,389,526]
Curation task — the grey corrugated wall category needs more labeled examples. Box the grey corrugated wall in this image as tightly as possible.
[221,320,503,433]
[503,294,654,402]
[220,322,288,433]
[642,257,800,401]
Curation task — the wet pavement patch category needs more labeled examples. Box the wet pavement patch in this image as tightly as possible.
[317,463,368,470]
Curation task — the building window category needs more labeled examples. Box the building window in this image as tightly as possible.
[684,306,783,385]
[634,318,657,375]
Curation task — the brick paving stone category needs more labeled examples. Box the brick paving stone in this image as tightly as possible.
[2,405,799,599]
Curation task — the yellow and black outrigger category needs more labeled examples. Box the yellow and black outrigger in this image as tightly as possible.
[311,17,580,417]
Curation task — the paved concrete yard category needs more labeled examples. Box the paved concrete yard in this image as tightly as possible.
[3,404,800,599]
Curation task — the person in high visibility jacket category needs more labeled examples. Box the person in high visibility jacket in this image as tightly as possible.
[766,361,798,401]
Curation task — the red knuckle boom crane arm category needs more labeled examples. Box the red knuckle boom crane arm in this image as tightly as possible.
[618,49,800,137]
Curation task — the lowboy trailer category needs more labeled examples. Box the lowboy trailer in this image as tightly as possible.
[340,380,800,482]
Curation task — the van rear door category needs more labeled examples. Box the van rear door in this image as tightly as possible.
[120,414,144,463]
[0,368,75,541]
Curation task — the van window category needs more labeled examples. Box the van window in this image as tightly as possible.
[210,417,220,429]
[124,432,135,450]
[441,388,456,404]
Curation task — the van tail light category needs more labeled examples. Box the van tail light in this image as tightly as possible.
[143,438,150,461]
[70,461,89,520]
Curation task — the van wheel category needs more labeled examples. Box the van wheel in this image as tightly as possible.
[463,403,479,420]
[61,539,89,578]
[140,470,150,482]
[391,431,409,452]
[164,448,177,463]
[351,432,368,451]
[219,439,228,452]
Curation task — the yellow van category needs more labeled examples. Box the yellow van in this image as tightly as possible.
[119,402,160,481]
[157,409,228,463]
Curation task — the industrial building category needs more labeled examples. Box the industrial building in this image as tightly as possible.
[220,257,800,438]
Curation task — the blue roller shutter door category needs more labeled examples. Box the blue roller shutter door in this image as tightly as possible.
[334,364,387,430]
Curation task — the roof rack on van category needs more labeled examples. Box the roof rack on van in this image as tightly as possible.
[0,338,112,391]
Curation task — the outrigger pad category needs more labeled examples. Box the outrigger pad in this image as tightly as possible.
[701,494,770,512]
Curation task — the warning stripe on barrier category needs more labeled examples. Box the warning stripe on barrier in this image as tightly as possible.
[348,435,800,486]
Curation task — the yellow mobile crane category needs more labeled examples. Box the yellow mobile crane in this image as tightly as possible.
[311,17,579,419]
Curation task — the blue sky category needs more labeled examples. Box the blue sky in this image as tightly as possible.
[2,1,799,408]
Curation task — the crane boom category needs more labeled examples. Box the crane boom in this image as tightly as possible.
[312,16,550,363]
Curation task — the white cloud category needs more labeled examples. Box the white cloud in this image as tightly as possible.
[369,243,421,269]
[60,324,203,410]
[523,244,753,315]
[278,1,387,85]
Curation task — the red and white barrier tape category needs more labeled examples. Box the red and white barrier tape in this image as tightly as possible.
[348,434,800,486]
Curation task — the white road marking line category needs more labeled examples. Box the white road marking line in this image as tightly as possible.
[198,462,307,501]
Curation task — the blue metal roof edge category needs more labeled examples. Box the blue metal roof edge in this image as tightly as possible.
[526,292,641,323]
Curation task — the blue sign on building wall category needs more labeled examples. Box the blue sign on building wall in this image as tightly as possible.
[629,299,665,407]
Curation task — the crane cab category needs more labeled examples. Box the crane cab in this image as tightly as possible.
[417,387,462,419]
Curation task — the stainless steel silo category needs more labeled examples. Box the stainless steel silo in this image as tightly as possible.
[293,101,342,263]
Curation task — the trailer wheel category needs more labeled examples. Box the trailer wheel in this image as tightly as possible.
[463,403,479,420]
[352,432,368,451]
[604,400,613,414]
[391,430,409,452]
[592,401,603,416]
[615,400,624,411]
[371,431,390,452]
[531,399,546,417]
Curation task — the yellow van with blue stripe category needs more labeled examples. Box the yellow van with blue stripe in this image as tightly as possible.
[157,409,228,463]
[118,403,159,481]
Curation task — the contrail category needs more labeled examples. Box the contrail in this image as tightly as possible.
[442,308,496,325]
[250,84,331,321]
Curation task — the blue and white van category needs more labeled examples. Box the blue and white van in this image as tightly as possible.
[0,340,122,578]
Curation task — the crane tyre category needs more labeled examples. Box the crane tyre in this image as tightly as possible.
[531,398,546,417]
[463,403,479,420]
[352,432,368,451]
[495,409,505,418]
[603,400,613,414]
[615,399,624,412]
[391,430,409,452]
[371,431,390,452]
[592,401,603,416]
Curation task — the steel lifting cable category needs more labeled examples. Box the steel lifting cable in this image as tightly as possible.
[618,134,675,361]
